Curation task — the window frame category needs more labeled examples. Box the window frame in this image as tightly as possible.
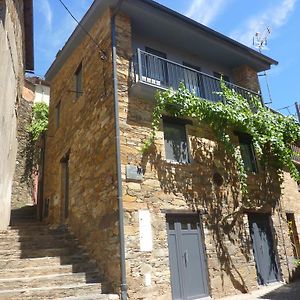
[236,132,258,173]
[55,100,61,129]
[75,62,83,99]
[162,116,191,164]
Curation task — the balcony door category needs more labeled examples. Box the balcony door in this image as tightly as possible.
[143,47,168,86]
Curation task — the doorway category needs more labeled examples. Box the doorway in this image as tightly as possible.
[167,214,209,300]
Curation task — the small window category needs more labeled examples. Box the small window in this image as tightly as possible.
[237,133,258,173]
[163,119,189,163]
[55,101,61,129]
[75,63,83,99]
[213,72,230,83]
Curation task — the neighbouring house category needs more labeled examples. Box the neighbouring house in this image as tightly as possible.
[43,1,300,299]
[0,0,34,230]
[11,77,50,210]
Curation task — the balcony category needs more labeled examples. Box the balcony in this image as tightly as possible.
[131,49,261,102]
[292,145,300,164]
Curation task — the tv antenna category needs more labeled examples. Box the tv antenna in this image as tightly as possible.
[253,27,273,105]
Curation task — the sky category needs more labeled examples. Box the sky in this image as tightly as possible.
[33,0,300,117]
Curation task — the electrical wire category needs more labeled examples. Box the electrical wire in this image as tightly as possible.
[57,0,107,60]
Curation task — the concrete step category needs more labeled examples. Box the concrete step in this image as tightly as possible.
[0,272,101,291]
[0,261,98,278]
[0,282,102,300]
[0,253,91,269]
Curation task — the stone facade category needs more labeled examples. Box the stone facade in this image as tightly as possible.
[44,7,300,300]
[43,10,121,293]
[0,0,29,229]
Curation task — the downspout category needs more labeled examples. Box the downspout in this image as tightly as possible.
[111,2,127,300]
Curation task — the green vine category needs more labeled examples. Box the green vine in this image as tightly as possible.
[143,82,300,200]
[28,102,49,141]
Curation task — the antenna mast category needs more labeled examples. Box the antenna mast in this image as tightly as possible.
[253,27,273,105]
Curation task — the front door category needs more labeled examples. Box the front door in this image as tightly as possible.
[248,213,280,285]
[167,214,209,300]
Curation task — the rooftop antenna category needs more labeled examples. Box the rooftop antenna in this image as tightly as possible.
[253,27,273,105]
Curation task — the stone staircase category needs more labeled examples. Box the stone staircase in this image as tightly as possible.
[0,206,119,300]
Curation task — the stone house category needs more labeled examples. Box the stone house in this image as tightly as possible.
[11,77,50,210]
[0,0,34,229]
[43,0,300,299]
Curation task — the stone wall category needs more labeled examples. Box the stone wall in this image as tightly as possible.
[0,0,26,229]
[11,82,34,209]
[115,12,296,300]
[44,9,121,293]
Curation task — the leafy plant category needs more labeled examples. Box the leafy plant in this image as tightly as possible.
[28,102,49,141]
[143,82,300,200]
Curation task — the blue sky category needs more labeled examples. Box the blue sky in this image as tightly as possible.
[33,0,300,117]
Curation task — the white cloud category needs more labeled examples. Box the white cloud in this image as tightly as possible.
[185,0,227,26]
[231,0,296,46]
[37,0,53,29]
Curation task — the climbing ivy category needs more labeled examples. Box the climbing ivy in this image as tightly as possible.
[28,102,49,141]
[143,82,300,200]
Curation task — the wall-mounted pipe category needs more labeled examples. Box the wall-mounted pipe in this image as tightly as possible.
[111,1,127,299]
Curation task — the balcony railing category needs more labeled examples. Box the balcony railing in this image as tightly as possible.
[292,145,300,164]
[132,49,261,103]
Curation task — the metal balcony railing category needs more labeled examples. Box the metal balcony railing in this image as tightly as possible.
[133,49,261,103]
[292,145,300,163]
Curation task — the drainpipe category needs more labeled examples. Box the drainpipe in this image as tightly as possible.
[111,2,127,299]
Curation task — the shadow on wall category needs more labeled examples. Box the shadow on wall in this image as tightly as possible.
[140,132,282,294]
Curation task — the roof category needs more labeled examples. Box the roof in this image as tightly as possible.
[46,0,278,80]
[23,0,34,71]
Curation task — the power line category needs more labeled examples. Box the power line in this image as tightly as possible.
[57,0,107,60]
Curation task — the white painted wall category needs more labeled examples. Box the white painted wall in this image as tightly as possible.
[34,84,50,105]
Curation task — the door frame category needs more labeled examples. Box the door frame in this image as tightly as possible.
[248,212,281,285]
[166,213,210,299]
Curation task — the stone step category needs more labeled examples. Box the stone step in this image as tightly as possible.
[0,247,82,259]
[0,226,68,235]
[57,294,119,300]
[0,283,102,300]
[0,261,98,278]
[0,232,73,242]
[0,252,91,269]
[0,272,101,291]
[0,238,78,250]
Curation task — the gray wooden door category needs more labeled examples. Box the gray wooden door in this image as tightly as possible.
[167,214,209,300]
[248,213,280,285]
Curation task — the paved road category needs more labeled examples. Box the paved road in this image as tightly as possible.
[218,280,300,300]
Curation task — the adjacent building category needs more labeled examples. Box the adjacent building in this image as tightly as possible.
[43,1,300,299]
[0,0,34,229]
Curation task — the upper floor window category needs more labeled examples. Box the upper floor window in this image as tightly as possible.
[55,100,61,129]
[144,47,168,84]
[237,133,258,173]
[75,63,83,99]
[163,118,190,163]
[213,72,230,83]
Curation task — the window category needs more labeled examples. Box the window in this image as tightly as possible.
[75,63,83,99]
[144,47,168,85]
[163,119,189,163]
[213,72,230,83]
[237,133,258,173]
[183,62,203,98]
[55,101,61,129]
